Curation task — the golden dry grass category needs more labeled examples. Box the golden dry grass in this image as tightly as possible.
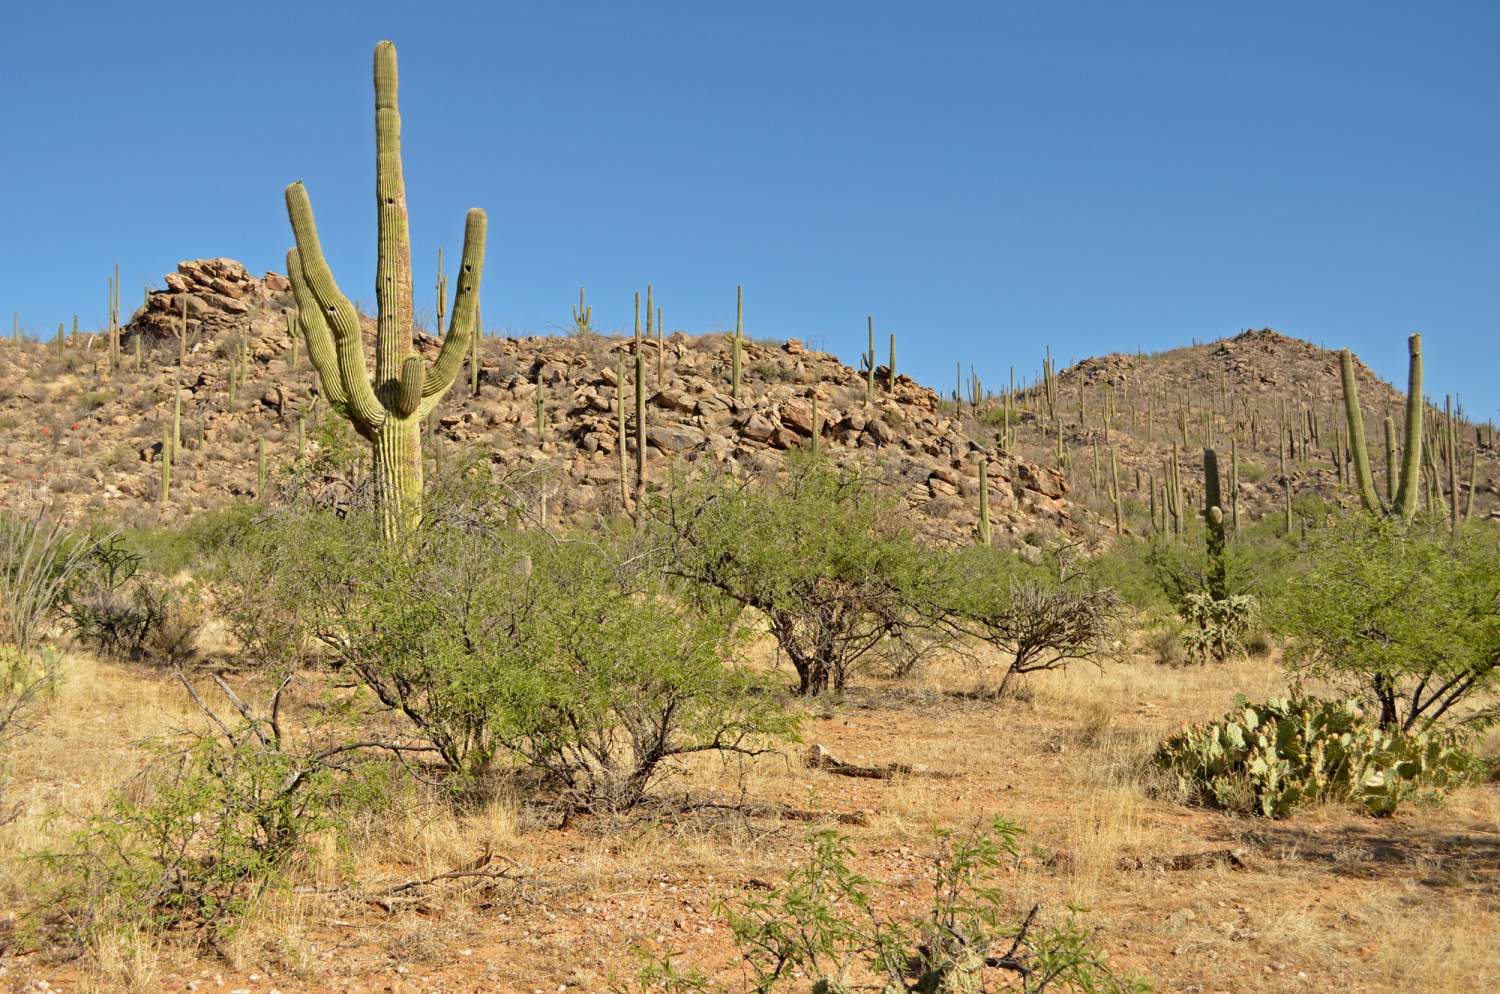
[0,638,1495,993]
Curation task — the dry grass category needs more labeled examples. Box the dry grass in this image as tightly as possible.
[0,638,1496,993]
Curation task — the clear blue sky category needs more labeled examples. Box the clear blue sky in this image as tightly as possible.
[3,1,1496,420]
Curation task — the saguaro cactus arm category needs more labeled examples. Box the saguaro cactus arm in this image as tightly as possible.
[285,248,355,422]
[1337,336,1423,521]
[418,208,487,414]
[285,185,388,431]
[1393,334,1423,520]
[1340,348,1383,515]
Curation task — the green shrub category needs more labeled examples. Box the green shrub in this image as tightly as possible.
[1236,461,1266,484]
[941,544,1120,697]
[640,819,1148,993]
[1245,630,1274,658]
[1290,491,1336,525]
[232,476,797,807]
[493,538,797,810]
[125,502,256,576]
[1084,537,1173,619]
[64,536,170,659]
[1146,622,1189,667]
[653,452,947,696]
[1155,694,1478,818]
[1269,516,1500,731]
[39,673,383,944]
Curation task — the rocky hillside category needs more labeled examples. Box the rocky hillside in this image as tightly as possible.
[5,261,1491,541]
[996,329,1499,530]
[0,259,1072,544]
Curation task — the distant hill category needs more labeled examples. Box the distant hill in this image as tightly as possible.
[996,328,1497,533]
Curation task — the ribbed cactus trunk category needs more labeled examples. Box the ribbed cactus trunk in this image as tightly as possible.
[1337,335,1422,522]
[731,286,743,403]
[977,456,990,546]
[1203,448,1227,600]
[283,41,486,544]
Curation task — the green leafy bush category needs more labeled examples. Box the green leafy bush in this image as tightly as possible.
[231,473,797,808]
[1269,516,1500,731]
[640,819,1147,993]
[1155,694,1477,818]
[653,452,946,695]
[494,538,797,810]
[124,503,255,576]
[40,673,381,944]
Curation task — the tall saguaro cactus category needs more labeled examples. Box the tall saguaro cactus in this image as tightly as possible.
[1203,448,1227,600]
[283,41,487,541]
[1338,336,1422,522]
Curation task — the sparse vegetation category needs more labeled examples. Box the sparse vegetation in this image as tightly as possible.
[654,454,947,696]
[641,820,1148,993]
[0,35,1494,994]
[1270,517,1500,731]
[1156,694,1478,817]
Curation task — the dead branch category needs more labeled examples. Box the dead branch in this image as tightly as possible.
[804,743,959,781]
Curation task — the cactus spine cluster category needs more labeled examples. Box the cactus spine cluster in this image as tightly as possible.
[283,41,487,542]
[1338,336,1422,522]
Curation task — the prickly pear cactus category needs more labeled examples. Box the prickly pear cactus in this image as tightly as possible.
[1155,694,1475,818]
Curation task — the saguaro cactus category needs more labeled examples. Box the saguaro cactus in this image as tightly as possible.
[160,420,172,507]
[534,370,547,437]
[731,286,743,403]
[977,456,991,546]
[1338,336,1422,521]
[470,290,482,396]
[1107,448,1123,536]
[865,316,876,402]
[283,41,487,541]
[572,287,592,335]
[617,356,630,513]
[1203,448,1227,599]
